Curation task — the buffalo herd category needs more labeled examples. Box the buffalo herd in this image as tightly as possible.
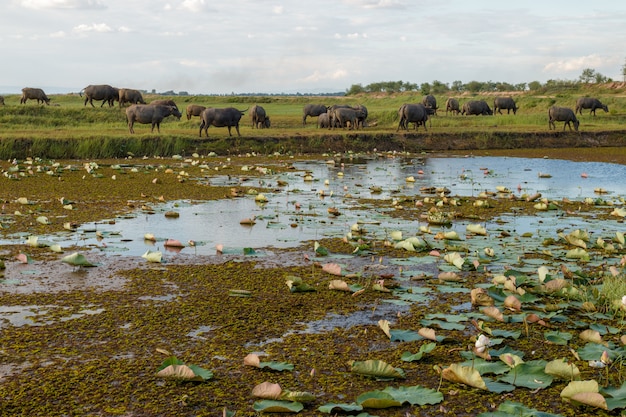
[7,84,613,134]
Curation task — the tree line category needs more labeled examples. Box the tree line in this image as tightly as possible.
[345,68,615,96]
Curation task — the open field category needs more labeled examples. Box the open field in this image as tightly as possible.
[1,84,625,159]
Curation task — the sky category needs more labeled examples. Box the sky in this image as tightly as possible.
[2,0,626,95]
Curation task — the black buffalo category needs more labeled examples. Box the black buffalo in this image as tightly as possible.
[119,88,146,107]
[80,84,119,107]
[250,105,270,129]
[199,107,247,137]
[186,104,206,120]
[493,97,518,115]
[20,87,50,105]
[302,104,327,125]
[548,106,580,131]
[125,104,181,134]
[462,100,493,116]
[575,97,608,116]
[422,95,438,115]
[397,103,429,131]
[445,98,460,115]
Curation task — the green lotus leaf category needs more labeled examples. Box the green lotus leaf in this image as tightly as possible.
[252,400,304,413]
[460,358,510,375]
[61,252,96,267]
[400,342,436,362]
[544,330,573,345]
[356,391,402,408]
[350,359,406,380]
[258,361,295,372]
[390,329,422,342]
[498,361,553,389]
[243,247,256,255]
[317,403,363,413]
[477,400,566,417]
[601,381,626,411]
[382,385,443,405]
[565,247,590,261]
[280,390,315,403]
[544,358,581,381]
[314,241,329,256]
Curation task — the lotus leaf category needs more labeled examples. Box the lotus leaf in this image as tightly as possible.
[477,400,566,417]
[328,279,351,291]
[252,400,304,413]
[394,240,415,252]
[382,385,444,406]
[389,230,403,241]
[400,342,436,362]
[498,361,553,389]
[579,329,604,345]
[321,263,342,276]
[349,359,406,380]
[565,248,590,261]
[356,391,402,409]
[252,381,282,399]
[544,330,573,345]
[141,250,162,263]
[61,252,96,267]
[314,241,329,256]
[444,252,465,269]
[441,363,488,390]
[561,380,608,410]
[317,402,363,413]
[466,223,487,236]
[280,390,315,403]
[544,358,581,381]
[601,381,626,410]
[156,356,213,382]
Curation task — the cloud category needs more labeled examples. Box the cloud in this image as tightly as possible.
[49,30,66,38]
[301,69,349,83]
[73,23,112,33]
[18,0,105,9]
[179,0,212,13]
[543,54,610,74]
[343,0,407,9]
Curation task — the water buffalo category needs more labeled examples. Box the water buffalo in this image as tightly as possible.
[302,104,327,125]
[317,112,330,129]
[548,106,579,132]
[422,95,438,115]
[150,99,179,113]
[328,106,359,130]
[20,87,50,105]
[575,97,608,116]
[80,84,119,107]
[461,100,493,116]
[0,96,4,106]
[199,107,247,137]
[250,105,270,128]
[493,96,518,115]
[125,104,182,134]
[353,104,368,128]
[445,98,460,115]
[118,88,146,107]
[397,103,429,131]
[186,104,206,120]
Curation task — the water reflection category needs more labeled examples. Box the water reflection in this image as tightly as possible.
[3,156,625,257]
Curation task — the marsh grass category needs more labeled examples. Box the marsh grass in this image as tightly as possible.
[0,86,625,158]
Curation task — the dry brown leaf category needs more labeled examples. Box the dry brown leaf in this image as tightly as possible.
[328,279,351,291]
[418,327,437,341]
[243,353,261,368]
[251,382,282,400]
[471,288,494,307]
[503,295,522,312]
[482,306,505,322]
[322,263,342,276]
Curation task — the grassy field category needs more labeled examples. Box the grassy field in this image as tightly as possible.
[0,84,625,159]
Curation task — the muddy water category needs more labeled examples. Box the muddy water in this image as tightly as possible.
[3,155,625,258]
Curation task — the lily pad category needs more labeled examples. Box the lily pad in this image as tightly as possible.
[252,400,304,413]
[350,359,405,380]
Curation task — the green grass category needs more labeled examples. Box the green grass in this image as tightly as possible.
[0,85,624,159]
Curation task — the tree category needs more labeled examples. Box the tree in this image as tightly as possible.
[346,84,365,95]
[451,80,464,92]
[420,82,431,95]
[622,58,626,82]
[528,81,542,91]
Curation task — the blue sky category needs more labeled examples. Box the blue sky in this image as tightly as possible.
[2,0,625,94]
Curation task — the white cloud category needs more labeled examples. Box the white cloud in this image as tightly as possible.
[49,30,66,38]
[73,23,112,33]
[19,0,104,9]
[543,54,609,73]
[273,6,283,14]
[301,69,349,83]
[179,0,210,13]
[343,0,407,9]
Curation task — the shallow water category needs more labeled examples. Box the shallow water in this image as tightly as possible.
[4,155,625,258]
